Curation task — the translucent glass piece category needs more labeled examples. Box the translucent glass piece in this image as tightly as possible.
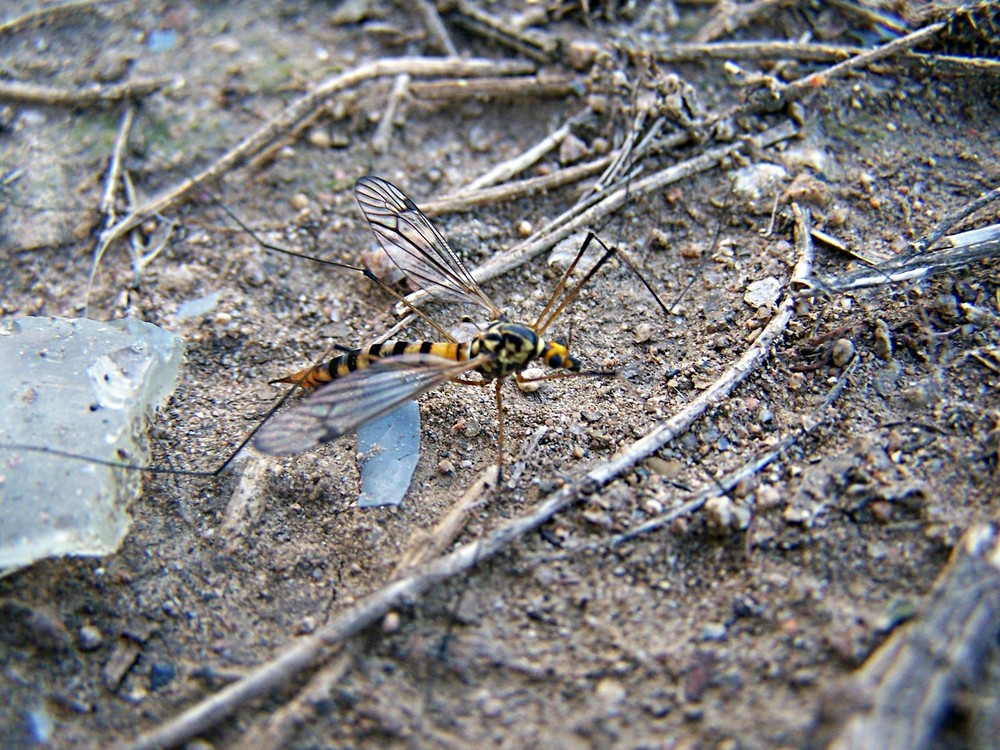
[355,400,420,507]
[0,317,183,573]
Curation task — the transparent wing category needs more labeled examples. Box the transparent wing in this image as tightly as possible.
[355,176,502,318]
[254,353,489,456]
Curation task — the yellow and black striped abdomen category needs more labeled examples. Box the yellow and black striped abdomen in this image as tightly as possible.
[271,340,470,388]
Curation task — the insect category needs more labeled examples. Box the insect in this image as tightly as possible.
[253,175,663,466]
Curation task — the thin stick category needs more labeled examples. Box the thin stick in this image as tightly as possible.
[461,117,574,192]
[422,156,612,215]
[691,0,789,44]
[911,184,1000,253]
[409,76,577,102]
[397,0,457,56]
[654,40,863,63]
[0,77,177,106]
[780,23,946,102]
[449,0,558,63]
[118,178,814,750]
[0,0,106,35]
[372,73,411,154]
[99,106,134,223]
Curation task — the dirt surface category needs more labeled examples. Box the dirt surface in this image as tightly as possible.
[1,2,999,749]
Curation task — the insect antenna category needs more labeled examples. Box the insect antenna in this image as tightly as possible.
[216,198,458,343]
[534,231,669,336]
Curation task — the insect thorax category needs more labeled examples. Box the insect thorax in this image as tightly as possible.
[472,321,545,379]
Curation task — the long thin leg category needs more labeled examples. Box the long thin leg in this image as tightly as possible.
[495,379,504,480]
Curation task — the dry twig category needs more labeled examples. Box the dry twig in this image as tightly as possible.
[371,73,411,154]
[422,157,613,216]
[395,0,457,56]
[409,75,577,102]
[447,0,558,63]
[692,0,790,43]
[0,0,106,35]
[0,77,177,106]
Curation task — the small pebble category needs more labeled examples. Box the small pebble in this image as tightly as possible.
[516,219,533,238]
[467,125,491,153]
[307,128,331,149]
[566,40,600,70]
[744,277,781,309]
[290,193,310,210]
[647,456,682,477]
[831,338,855,367]
[149,662,176,691]
[633,323,655,344]
[594,676,626,707]
[78,624,103,651]
[873,318,893,361]
[382,611,401,633]
[437,458,456,475]
[559,132,588,165]
[701,622,728,642]
[211,37,241,54]
[517,368,545,392]
[296,616,316,635]
[464,419,481,438]
[705,495,732,532]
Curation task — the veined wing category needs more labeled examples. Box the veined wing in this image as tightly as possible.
[355,176,502,318]
[254,353,490,456]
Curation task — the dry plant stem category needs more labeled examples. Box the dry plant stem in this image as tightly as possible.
[654,40,863,63]
[825,0,912,36]
[396,0,457,56]
[0,0,105,35]
[409,75,577,102]
[99,106,135,221]
[422,156,613,216]
[85,57,533,306]
[372,73,411,154]
[911,184,1000,253]
[449,0,558,63]
[462,117,574,193]
[0,77,176,106]
[780,23,946,103]
[121,181,812,750]
[239,466,498,750]
[818,524,1000,750]
[404,119,799,311]
[239,646,355,750]
[808,237,1000,296]
[692,0,790,43]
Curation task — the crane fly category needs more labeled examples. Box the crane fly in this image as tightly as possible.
[253,175,660,468]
